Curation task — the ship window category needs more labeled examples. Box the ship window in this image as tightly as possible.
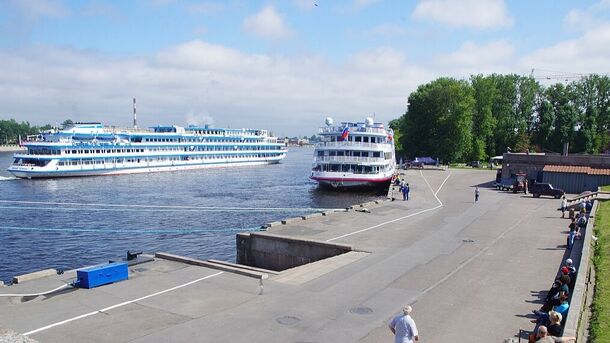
[329,151,336,156]
[337,151,344,156]
[373,152,380,158]
[353,151,361,157]
[370,137,376,143]
[363,137,369,143]
[317,151,324,156]
[355,136,361,142]
[72,150,77,154]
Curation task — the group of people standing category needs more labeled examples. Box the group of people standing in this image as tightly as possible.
[393,175,410,201]
[561,196,592,249]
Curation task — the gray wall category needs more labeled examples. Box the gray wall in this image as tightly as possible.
[236,232,352,271]
[542,172,610,193]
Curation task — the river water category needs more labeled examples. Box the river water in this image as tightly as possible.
[0,148,385,283]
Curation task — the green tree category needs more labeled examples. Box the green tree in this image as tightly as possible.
[533,97,555,152]
[573,75,601,153]
[514,76,540,151]
[490,74,520,154]
[471,75,497,161]
[401,78,474,162]
[61,119,74,129]
[547,83,578,153]
[388,118,403,156]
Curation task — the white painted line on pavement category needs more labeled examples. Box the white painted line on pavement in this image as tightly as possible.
[327,171,452,242]
[411,209,528,302]
[24,271,224,337]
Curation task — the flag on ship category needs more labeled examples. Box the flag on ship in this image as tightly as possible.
[387,133,393,141]
[339,126,349,141]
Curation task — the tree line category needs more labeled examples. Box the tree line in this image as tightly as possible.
[390,74,610,163]
[0,119,73,144]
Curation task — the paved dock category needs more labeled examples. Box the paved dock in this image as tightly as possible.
[0,169,570,342]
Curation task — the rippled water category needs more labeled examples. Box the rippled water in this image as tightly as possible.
[0,148,385,283]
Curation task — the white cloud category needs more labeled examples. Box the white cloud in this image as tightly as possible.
[187,2,224,14]
[565,0,610,31]
[0,41,431,136]
[81,2,120,19]
[193,26,208,36]
[520,24,610,73]
[242,5,293,41]
[351,0,381,11]
[9,0,69,19]
[412,0,513,29]
[293,0,317,11]
[366,23,406,37]
[435,40,515,75]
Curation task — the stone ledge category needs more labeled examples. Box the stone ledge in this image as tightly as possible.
[12,269,57,284]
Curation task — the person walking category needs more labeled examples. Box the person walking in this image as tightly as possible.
[474,187,480,203]
[561,196,567,218]
[389,305,419,343]
[402,183,410,201]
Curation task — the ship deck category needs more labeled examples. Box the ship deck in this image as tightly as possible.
[0,168,570,342]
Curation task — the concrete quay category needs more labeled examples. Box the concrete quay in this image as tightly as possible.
[0,169,574,342]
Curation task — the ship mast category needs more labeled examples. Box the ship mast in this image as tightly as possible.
[133,98,137,130]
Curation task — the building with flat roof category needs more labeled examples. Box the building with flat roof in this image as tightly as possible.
[502,153,610,193]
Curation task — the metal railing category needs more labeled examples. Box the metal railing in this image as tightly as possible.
[314,142,388,150]
[313,156,387,163]
[318,126,388,135]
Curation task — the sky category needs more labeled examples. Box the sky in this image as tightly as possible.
[1,0,610,137]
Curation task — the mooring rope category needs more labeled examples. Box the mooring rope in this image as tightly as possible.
[0,225,264,234]
[0,205,319,213]
[0,200,342,213]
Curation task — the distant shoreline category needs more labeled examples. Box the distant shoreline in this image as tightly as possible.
[0,145,25,152]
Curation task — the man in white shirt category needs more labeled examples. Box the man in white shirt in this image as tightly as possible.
[388,305,419,343]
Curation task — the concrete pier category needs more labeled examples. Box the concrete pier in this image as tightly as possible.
[0,169,573,342]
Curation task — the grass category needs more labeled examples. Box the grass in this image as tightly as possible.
[590,187,610,341]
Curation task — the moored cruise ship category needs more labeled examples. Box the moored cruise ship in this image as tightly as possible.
[8,122,287,178]
[311,117,396,190]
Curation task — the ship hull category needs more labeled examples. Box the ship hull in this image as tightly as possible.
[311,174,393,190]
[9,159,282,179]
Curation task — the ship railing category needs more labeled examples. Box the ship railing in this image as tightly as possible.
[318,126,387,135]
[313,156,387,163]
[315,142,388,150]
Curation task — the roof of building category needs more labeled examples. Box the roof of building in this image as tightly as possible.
[543,164,610,176]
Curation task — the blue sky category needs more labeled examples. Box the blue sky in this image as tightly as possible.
[1,0,609,136]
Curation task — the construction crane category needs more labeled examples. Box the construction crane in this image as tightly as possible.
[529,68,587,82]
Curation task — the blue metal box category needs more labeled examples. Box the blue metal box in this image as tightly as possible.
[76,262,128,289]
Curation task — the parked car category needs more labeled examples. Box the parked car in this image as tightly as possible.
[406,160,424,169]
[467,161,482,168]
[530,183,565,199]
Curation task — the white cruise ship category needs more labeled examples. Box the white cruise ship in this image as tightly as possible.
[310,117,396,189]
[8,122,287,178]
